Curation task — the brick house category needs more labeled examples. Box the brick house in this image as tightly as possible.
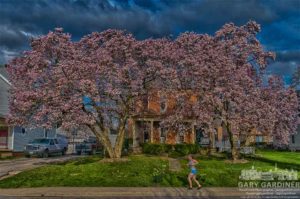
[127,91,273,151]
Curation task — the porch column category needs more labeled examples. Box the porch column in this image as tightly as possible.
[191,123,195,144]
[150,120,154,143]
[211,129,216,148]
[132,120,138,148]
[217,127,223,142]
[217,126,223,151]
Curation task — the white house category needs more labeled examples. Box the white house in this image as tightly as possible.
[0,67,60,156]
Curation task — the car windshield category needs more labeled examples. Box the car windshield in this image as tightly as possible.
[30,139,50,144]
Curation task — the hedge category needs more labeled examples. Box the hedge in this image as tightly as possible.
[142,143,200,156]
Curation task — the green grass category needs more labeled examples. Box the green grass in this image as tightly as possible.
[0,150,299,188]
[0,155,170,188]
[256,149,300,166]
[178,153,300,187]
[0,156,18,161]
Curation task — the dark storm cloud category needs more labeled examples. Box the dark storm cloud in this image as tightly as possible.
[0,0,299,84]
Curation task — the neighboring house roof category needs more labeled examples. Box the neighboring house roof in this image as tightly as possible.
[0,67,10,117]
[0,67,11,86]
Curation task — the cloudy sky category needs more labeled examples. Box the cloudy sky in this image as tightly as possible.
[0,0,299,84]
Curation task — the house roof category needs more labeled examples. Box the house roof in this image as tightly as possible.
[0,67,11,86]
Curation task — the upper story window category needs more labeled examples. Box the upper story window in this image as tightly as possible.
[142,95,148,109]
[160,96,167,113]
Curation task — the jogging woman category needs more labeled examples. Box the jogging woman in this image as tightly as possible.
[187,154,202,189]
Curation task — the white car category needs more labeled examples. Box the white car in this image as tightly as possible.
[24,138,68,158]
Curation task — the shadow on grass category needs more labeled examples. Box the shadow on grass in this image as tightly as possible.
[53,156,102,166]
[246,155,300,170]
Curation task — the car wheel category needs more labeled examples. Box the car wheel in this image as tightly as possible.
[42,150,49,158]
[62,148,67,155]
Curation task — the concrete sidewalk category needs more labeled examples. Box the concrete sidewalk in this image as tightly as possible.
[0,187,239,198]
[0,187,299,198]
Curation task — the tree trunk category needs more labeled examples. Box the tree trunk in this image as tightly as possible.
[89,122,126,159]
[226,122,239,161]
[113,129,125,158]
[208,130,214,156]
[89,124,116,158]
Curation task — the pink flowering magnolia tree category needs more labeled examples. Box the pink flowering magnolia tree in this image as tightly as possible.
[7,28,169,158]
[160,21,298,160]
[6,21,298,160]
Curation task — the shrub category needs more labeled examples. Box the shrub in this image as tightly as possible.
[186,144,200,154]
[174,144,190,155]
[142,143,200,156]
[142,143,165,155]
[164,144,174,153]
[168,151,183,158]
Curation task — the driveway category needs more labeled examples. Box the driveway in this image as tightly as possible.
[0,155,83,180]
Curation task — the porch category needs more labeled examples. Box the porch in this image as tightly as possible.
[0,117,13,157]
[130,119,196,147]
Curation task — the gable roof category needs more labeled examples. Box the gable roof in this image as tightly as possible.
[0,67,11,86]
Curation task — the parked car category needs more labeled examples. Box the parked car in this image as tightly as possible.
[75,137,101,155]
[24,138,68,158]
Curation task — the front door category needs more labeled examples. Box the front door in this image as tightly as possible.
[195,128,210,146]
[195,128,203,145]
[0,128,8,149]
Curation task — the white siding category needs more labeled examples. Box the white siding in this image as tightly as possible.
[0,77,9,116]
[12,127,57,152]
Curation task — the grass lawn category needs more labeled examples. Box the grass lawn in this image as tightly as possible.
[256,149,300,166]
[0,156,18,161]
[0,150,299,188]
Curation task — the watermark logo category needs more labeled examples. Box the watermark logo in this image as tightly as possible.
[239,164,298,181]
[238,164,300,198]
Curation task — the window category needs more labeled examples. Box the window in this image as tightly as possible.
[195,128,204,144]
[179,135,184,143]
[292,135,295,144]
[50,140,55,145]
[45,129,48,138]
[144,130,149,143]
[256,135,263,143]
[160,128,167,138]
[160,128,167,143]
[142,95,148,109]
[21,128,26,135]
[160,96,167,113]
[54,139,58,144]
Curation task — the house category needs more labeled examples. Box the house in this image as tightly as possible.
[127,91,273,152]
[0,67,62,156]
[288,90,300,151]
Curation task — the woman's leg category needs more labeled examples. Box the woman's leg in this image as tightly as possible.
[187,173,193,188]
[192,175,201,188]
